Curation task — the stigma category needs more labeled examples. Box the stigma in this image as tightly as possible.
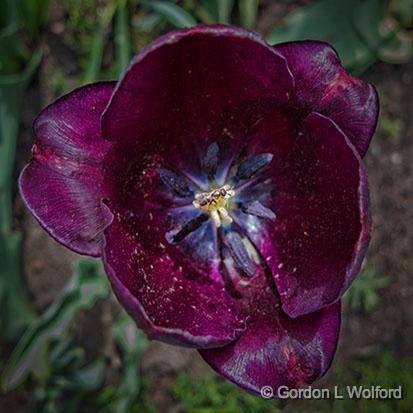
[192,184,235,228]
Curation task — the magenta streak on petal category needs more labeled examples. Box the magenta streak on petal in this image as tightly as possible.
[19,81,116,257]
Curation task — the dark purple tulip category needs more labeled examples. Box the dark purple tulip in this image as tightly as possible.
[19,25,378,395]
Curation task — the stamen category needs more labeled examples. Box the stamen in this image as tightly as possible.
[242,200,276,221]
[218,207,233,224]
[159,168,190,197]
[210,209,221,228]
[166,214,208,243]
[236,153,273,180]
[201,142,220,178]
[224,231,254,277]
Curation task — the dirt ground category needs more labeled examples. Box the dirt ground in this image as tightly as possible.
[2,1,412,411]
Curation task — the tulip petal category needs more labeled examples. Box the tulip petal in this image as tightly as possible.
[236,112,369,317]
[101,143,246,347]
[102,210,246,348]
[19,82,116,257]
[274,40,378,157]
[102,25,294,184]
[200,270,340,396]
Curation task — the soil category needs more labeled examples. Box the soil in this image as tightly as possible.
[339,61,413,359]
[1,1,412,412]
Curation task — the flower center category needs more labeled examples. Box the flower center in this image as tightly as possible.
[192,184,235,228]
[159,141,276,278]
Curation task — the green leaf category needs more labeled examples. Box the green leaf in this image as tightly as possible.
[48,336,77,366]
[0,0,18,29]
[82,1,117,83]
[196,0,218,22]
[239,0,259,29]
[18,0,50,35]
[132,13,164,34]
[113,311,147,413]
[31,336,106,412]
[67,358,106,391]
[352,0,393,51]
[149,1,197,28]
[378,32,413,63]
[172,371,282,412]
[390,0,413,28]
[265,0,378,72]
[1,260,109,391]
[0,24,30,75]
[0,3,40,342]
[0,50,41,207]
[0,50,41,341]
[217,0,233,23]
[115,0,132,76]
[82,26,106,83]
[49,339,86,373]
[0,232,32,340]
[343,266,388,313]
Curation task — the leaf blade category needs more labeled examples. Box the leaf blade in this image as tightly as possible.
[150,1,197,28]
[239,0,259,29]
[1,260,108,391]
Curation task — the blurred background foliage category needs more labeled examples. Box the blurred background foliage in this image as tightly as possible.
[0,0,412,412]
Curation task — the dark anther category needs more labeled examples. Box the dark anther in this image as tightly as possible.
[166,214,209,243]
[224,231,254,277]
[201,142,220,178]
[159,168,190,197]
[242,200,276,221]
[236,153,273,180]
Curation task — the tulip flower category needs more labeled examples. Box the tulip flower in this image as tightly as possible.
[19,25,378,395]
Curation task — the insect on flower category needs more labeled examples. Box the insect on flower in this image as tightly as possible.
[192,184,235,227]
